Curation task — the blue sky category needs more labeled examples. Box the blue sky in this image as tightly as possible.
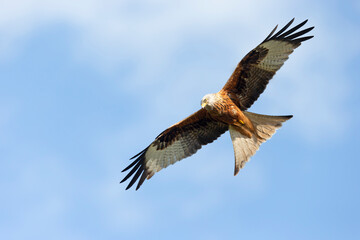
[1,0,360,239]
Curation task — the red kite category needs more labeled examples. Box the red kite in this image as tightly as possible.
[121,19,314,190]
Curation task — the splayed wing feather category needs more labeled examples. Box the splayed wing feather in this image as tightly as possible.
[222,19,314,110]
[266,18,294,41]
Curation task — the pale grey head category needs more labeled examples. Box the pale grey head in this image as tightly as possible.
[201,93,219,111]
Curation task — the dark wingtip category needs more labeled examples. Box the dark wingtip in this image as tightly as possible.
[264,19,314,44]
[286,17,295,25]
[135,171,148,190]
[266,18,295,41]
[121,159,138,172]
[121,147,149,190]
[125,166,144,190]
[263,24,278,42]
[130,149,146,160]
[299,35,314,40]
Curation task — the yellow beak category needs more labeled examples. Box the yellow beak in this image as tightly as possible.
[201,102,206,108]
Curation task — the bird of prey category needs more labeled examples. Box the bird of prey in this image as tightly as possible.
[121,19,314,190]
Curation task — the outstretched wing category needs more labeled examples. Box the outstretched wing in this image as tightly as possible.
[222,18,314,110]
[121,109,228,190]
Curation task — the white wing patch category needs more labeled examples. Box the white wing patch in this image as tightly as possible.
[258,40,295,72]
[145,138,193,179]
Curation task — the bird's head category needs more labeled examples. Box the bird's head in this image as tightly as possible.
[201,93,217,111]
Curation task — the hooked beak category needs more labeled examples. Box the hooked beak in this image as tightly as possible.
[201,102,206,108]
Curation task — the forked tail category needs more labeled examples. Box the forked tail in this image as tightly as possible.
[229,111,292,175]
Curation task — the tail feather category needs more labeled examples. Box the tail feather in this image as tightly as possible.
[230,112,292,175]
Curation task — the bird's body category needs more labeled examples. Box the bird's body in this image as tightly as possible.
[121,19,314,190]
[202,92,255,138]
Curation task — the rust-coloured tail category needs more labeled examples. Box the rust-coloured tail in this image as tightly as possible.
[229,112,292,175]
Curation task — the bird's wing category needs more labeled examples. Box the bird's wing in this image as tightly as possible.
[222,18,314,110]
[121,109,228,190]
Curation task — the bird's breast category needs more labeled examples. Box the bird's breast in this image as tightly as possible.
[207,97,256,138]
[207,100,241,124]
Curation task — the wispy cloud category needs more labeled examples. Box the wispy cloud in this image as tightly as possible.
[1,1,359,239]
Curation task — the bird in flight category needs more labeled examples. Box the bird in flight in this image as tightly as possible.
[121,19,314,190]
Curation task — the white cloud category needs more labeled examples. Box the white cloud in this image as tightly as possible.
[0,0,296,68]
[0,2,357,144]
[1,2,359,238]
[0,0,357,153]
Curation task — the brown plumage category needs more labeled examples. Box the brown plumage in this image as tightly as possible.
[121,18,314,190]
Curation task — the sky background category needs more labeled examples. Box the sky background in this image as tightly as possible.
[1,0,360,239]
